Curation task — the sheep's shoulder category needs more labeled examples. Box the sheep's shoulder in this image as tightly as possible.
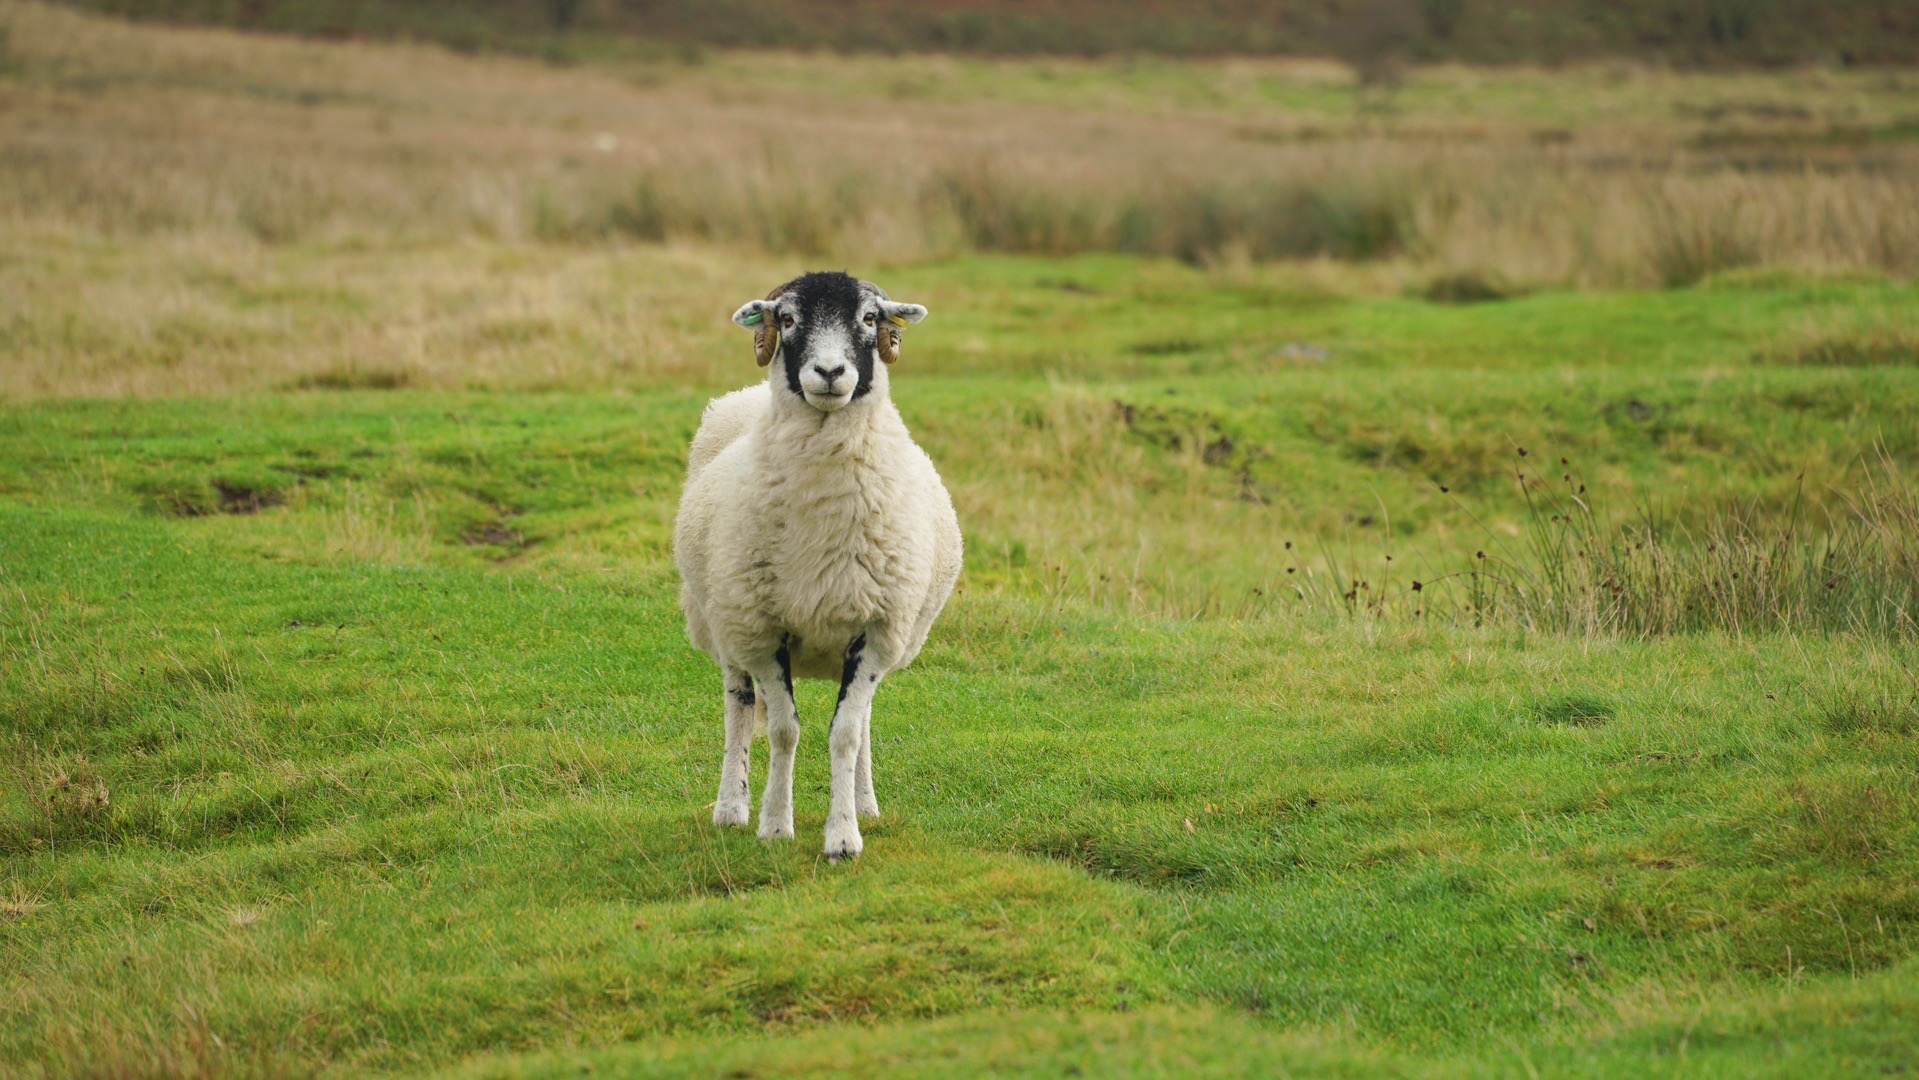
[687,383,770,480]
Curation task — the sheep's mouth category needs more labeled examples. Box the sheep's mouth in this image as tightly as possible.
[803,389,853,412]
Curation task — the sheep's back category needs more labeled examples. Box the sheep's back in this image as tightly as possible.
[686,383,769,481]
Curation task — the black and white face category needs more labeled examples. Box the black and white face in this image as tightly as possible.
[731,272,927,414]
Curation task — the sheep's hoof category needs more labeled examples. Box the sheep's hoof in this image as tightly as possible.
[823,824,863,863]
[856,800,881,819]
[758,821,794,841]
[712,803,750,828]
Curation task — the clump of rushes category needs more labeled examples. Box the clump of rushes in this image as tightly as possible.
[1417,446,1919,637]
[32,754,111,823]
[1756,317,1919,368]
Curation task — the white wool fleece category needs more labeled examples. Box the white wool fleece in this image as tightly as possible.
[676,381,961,680]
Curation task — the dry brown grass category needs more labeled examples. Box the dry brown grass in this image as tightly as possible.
[0,225,778,398]
[3,1,1916,296]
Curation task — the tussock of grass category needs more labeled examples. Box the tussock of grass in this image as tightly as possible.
[1420,269,1522,304]
[288,365,412,391]
[1760,320,1919,368]
[1821,691,1919,738]
[1441,451,1919,637]
[23,753,112,825]
[1529,694,1614,727]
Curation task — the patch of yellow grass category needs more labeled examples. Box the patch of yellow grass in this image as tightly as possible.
[1,883,46,923]
[319,483,439,566]
[0,226,782,398]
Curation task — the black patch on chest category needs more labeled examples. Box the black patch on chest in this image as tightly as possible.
[774,271,879,402]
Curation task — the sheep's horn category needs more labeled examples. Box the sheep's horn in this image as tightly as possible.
[753,282,788,368]
[860,280,904,366]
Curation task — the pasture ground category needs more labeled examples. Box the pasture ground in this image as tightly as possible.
[3,5,1918,1077]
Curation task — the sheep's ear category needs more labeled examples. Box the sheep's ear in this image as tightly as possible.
[732,299,776,330]
[732,298,782,368]
[877,301,927,326]
[874,300,925,366]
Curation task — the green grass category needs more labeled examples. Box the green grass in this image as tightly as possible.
[4,257,1919,1076]
[6,503,1917,1075]
[7,253,1917,615]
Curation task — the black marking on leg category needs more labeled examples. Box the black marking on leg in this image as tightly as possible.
[837,633,866,706]
[869,674,877,683]
[775,640,794,697]
[730,685,756,708]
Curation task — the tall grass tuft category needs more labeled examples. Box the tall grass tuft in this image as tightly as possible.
[1439,451,1919,637]
[1645,180,1763,287]
[1758,314,1919,368]
[933,166,1412,263]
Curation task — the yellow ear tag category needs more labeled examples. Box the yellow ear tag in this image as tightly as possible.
[888,316,909,328]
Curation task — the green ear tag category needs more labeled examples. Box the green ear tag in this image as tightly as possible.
[742,311,764,326]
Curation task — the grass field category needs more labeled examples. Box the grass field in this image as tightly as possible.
[4,4,1919,1077]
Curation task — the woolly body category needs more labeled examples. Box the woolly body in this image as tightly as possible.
[677,381,960,679]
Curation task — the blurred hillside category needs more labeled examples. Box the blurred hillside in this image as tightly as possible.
[48,0,1919,65]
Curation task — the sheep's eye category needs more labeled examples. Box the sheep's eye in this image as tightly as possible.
[781,315,795,330]
[862,312,876,327]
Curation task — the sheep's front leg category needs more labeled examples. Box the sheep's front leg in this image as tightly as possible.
[826,634,885,861]
[712,664,757,828]
[855,707,880,819]
[747,644,800,841]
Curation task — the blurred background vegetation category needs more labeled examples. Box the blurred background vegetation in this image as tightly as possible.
[45,0,1919,65]
[7,1,1919,294]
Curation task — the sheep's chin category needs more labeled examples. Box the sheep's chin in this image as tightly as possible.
[803,391,852,413]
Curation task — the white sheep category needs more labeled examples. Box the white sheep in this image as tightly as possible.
[674,272,962,861]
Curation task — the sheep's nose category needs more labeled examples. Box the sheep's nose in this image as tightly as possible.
[814,364,847,383]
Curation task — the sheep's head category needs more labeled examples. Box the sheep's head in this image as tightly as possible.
[731,272,928,414]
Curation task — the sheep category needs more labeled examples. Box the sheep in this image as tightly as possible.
[673,271,962,861]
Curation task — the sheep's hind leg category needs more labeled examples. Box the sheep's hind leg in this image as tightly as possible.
[826,634,886,861]
[747,644,800,841]
[712,664,756,828]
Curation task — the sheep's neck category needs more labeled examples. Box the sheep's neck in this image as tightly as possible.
[753,398,908,641]
[761,397,900,470]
